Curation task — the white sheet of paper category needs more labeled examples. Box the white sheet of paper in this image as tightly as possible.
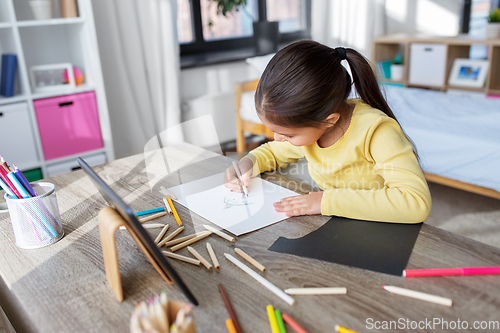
[164,172,299,236]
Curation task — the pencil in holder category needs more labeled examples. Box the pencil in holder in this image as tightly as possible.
[5,182,64,249]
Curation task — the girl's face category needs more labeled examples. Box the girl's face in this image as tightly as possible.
[259,114,337,147]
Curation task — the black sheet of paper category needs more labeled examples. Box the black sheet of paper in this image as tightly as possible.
[268,216,422,276]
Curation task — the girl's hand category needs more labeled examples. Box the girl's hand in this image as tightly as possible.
[274,191,323,217]
[224,157,254,192]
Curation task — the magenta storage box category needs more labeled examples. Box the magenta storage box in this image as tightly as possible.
[34,91,103,160]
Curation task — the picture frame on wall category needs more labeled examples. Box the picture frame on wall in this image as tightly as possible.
[29,63,75,93]
[448,58,490,88]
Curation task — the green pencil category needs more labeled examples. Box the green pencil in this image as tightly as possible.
[275,309,287,333]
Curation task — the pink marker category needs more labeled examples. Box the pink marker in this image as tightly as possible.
[403,266,500,277]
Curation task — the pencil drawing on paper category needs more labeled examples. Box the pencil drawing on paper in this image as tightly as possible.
[223,193,252,209]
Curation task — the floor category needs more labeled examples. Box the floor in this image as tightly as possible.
[425,182,500,249]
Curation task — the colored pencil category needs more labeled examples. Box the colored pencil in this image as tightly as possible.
[7,172,31,198]
[138,211,166,223]
[267,305,280,333]
[162,231,199,247]
[206,243,220,270]
[275,309,287,333]
[226,319,237,333]
[12,165,37,197]
[232,161,249,196]
[235,248,266,272]
[157,226,185,247]
[224,253,295,306]
[163,197,172,213]
[170,231,212,252]
[403,266,500,277]
[284,287,347,295]
[162,251,201,266]
[382,286,452,306]
[154,224,170,244]
[166,195,183,226]
[135,207,165,216]
[335,324,359,333]
[120,223,166,230]
[0,166,21,198]
[282,313,308,333]
[0,155,9,172]
[218,283,243,333]
[187,246,213,270]
[203,224,235,243]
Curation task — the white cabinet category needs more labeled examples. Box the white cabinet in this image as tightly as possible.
[409,43,447,87]
[0,102,39,169]
[0,0,114,179]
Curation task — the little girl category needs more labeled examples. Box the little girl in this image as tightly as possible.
[225,40,431,223]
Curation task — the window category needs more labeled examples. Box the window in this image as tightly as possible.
[177,0,311,58]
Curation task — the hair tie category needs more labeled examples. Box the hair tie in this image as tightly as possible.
[335,47,347,61]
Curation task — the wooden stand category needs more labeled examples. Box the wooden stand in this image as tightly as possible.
[97,206,173,302]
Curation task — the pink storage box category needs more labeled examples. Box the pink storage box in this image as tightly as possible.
[34,91,103,160]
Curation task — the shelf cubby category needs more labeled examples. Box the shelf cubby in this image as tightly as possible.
[19,23,88,92]
[0,27,25,98]
[487,45,500,95]
[0,0,13,23]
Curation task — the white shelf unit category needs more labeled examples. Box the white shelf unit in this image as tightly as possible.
[0,0,114,179]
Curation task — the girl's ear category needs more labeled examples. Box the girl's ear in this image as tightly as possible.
[325,113,340,127]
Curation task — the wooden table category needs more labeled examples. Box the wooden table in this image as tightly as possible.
[1,144,500,333]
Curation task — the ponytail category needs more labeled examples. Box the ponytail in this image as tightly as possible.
[344,48,419,159]
[344,48,397,121]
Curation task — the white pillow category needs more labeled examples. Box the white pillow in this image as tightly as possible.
[245,53,276,75]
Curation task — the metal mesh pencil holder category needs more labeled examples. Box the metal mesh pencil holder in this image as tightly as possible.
[5,182,64,249]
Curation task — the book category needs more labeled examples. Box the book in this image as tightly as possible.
[1,54,17,97]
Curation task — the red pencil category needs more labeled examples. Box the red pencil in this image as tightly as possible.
[282,313,308,333]
[0,165,21,198]
[403,266,500,277]
[218,284,243,333]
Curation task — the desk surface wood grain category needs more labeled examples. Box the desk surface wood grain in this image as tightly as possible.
[1,144,500,333]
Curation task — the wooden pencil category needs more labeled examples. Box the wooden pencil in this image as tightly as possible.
[138,211,166,223]
[166,195,183,226]
[382,286,452,306]
[120,223,166,230]
[234,248,266,272]
[218,283,243,333]
[226,319,238,333]
[162,251,200,266]
[224,253,295,306]
[163,197,172,214]
[203,224,235,243]
[154,224,170,244]
[157,226,185,247]
[206,243,220,270]
[187,246,213,270]
[335,324,359,333]
[170,231,212,252]
[162,231,200,247]
[284,287,347,295]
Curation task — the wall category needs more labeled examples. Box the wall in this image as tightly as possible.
[181,0,462,146]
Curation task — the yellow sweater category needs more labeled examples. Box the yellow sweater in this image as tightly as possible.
[246,101,431,223]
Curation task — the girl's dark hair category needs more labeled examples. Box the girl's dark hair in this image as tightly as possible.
[255,40,397,126]
[255,39,418,157]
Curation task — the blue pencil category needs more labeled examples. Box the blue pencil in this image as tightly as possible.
[135,207,165,216]
[13,165,37,197]
[7,172,31,198]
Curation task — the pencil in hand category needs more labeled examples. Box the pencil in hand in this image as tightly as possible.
[232,161,249,196]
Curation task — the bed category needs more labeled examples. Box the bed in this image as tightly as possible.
[383,85,500,199]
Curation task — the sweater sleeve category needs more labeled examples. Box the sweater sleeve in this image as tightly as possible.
[246,141,305,177]
[320,120,432,223]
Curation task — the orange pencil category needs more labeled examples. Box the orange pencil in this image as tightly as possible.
[226,319,237,333]
[166,195,183,226]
